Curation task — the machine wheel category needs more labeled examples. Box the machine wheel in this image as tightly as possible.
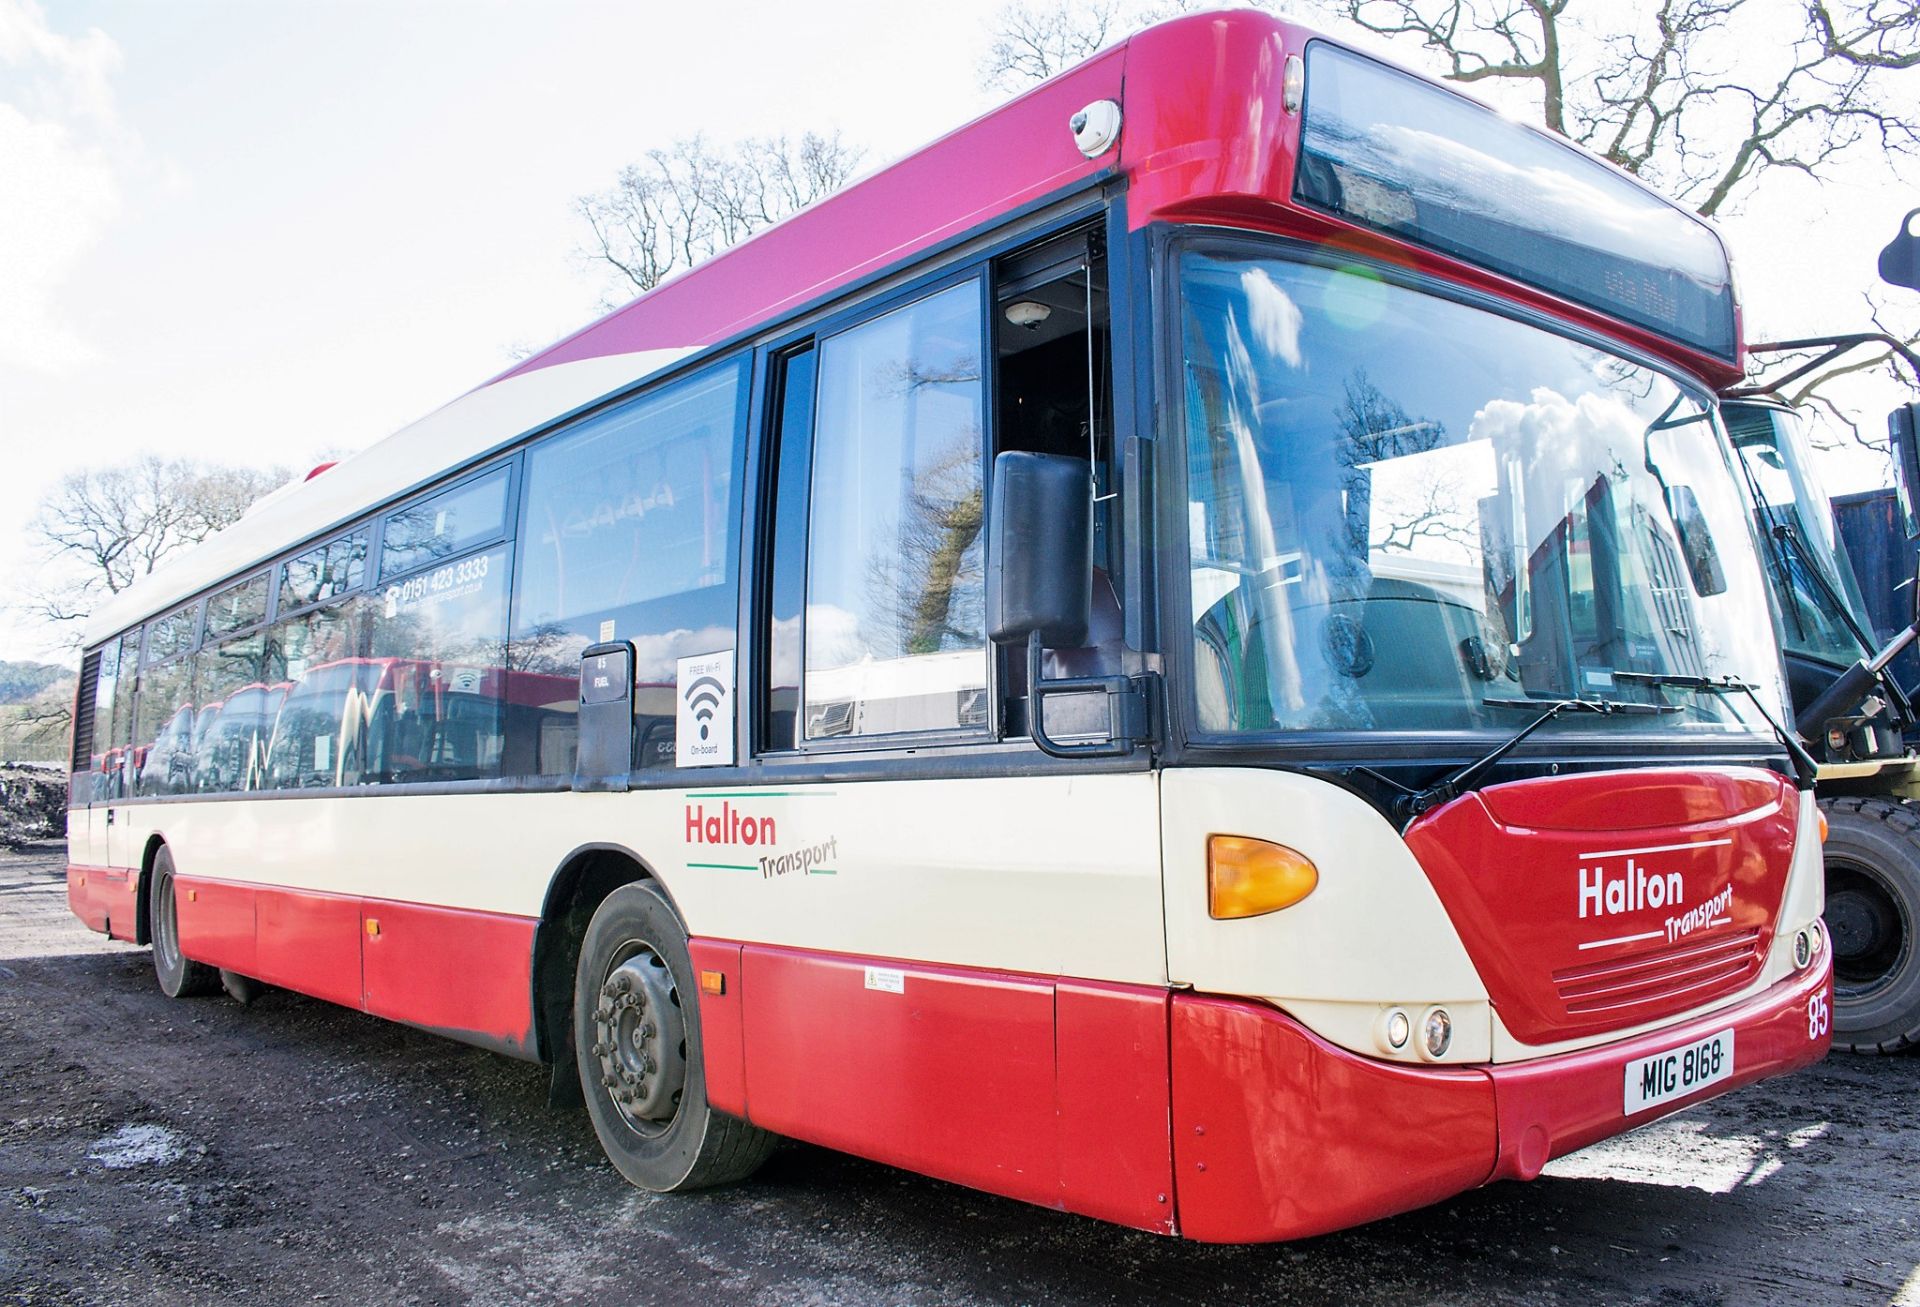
[150,848,219,999]
[1821,796,1920,1053]
[572,881,775,1190]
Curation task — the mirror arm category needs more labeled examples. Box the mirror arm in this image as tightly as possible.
[1024,632,1151,760]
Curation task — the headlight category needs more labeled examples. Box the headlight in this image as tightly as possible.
[1422,1007,1453,1059]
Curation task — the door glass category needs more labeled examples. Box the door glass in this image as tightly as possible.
[804,281,988,739]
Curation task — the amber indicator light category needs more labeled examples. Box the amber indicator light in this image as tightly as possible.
[699,970,727,996]
[1208,835,1319,919]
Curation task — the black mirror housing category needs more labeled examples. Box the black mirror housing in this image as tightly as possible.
[1891,402,1920,541]
[1881,208,1920,291]
[986,451,1091,647]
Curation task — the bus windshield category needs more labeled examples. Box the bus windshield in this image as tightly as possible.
[1723,400,1875,669]
[1179,243,1782,738]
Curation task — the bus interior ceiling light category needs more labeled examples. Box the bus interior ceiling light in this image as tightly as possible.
[1070,100,1121,158]
[1207,835,1318,919]
[1005,300,1052,330]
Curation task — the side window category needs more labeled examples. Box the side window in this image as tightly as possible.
[803,281,988,740]
[205,573,269,641]
[509,359,746,776]
[193,631,278,793]
[105,630,140,797]
[265,599,370,788]
[381,467,510,580]
[281,529,369,613]
[762,347,816,752]
[86,639,120,799]
[368,544,511,783]
[135,604,200,797]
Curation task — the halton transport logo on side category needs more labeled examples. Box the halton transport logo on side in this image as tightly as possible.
[1574,836,1735,951]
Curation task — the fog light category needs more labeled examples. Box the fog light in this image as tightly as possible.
[1384,1009,1410,1050]
[1809,920,1825,957]
[1422,1007,1452,1059]
[1793,929,1812,969]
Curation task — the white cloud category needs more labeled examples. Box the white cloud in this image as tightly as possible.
[0,0,127,373]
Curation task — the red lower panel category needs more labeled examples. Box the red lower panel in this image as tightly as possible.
[688,940,747,1117]
[1056,980,1175,1232]
[1488,956,1833,1180]
[361,900,538,1058]
[175,877,257,974]
[742,945,1062,1210]
[1171,995,1497,1243]
[65,865,116,935]
[253,885,363,1009]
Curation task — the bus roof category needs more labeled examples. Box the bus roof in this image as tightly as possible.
[84,9,1736,649]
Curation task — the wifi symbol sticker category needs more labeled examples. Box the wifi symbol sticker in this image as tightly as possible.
[676,650,736,768]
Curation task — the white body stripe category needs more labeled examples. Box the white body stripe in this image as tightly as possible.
[98,771,1168,985]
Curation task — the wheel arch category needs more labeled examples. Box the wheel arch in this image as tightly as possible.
[531,842,687,1066]
[134,831,171,946]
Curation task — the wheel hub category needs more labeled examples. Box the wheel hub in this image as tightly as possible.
[590,950,687,1128]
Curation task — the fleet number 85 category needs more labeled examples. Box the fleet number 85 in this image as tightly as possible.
[1808,992,1830,1041]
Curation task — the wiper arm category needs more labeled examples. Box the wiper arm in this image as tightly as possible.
[1613,671,1819,789]
[1401,696,1672,822]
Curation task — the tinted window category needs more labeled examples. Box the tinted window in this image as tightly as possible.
[145,604,199,664]
[381,467,511,580]
[281,529,369,613]
[193,631,281,792]
[206,573,270,639]
[265,600,371,788]
[509,360,745,775]
[804,282,988,740]
[103,631,139,797]
[87,639,121,797]
[134,658,197,796]
[367,544,511,782]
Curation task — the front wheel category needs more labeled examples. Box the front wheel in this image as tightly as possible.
[572,881,775,1190]
[1821,796,1920,1053]
[150,848,218,999]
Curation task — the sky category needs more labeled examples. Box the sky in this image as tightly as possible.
[2,0,1915,665]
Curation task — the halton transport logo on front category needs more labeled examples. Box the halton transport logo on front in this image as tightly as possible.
[1577,836,1735,949]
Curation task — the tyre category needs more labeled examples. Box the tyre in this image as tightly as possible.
[150,848,219,999]
[572,881,775,1190]
[1820,796,1920,1053]
[219,969,264,1005]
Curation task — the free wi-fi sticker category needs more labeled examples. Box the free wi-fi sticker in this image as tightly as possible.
[675,650,735,767]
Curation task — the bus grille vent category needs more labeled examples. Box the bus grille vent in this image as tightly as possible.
[1552,927,1764,1018]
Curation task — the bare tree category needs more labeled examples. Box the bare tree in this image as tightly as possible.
[575,132,865,304]
[21,457,289,638]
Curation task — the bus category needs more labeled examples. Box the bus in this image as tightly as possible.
[64,11,1832,1242]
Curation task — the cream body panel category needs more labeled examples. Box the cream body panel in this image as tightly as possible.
[1160,767,1488,1007]
[118,771,1167,986]
[1489,788,1828,1061]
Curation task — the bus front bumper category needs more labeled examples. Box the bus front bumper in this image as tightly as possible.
[1171,955,1833,1243]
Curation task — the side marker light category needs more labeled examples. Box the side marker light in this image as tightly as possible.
[1208,835,1318,919]
[1818,809,1829,844]
[699,970,727,997]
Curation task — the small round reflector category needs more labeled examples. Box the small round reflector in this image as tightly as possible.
[1422,1007,1452,1059]
[1208,835,1319,919]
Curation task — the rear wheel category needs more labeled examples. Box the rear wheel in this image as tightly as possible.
[572,881,775,1190]
[150,848,218,999]
[1821,796,1920,1053]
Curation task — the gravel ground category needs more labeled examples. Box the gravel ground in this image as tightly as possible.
[2,841,1917,1307]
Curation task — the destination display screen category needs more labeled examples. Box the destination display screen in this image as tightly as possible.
[1295,42,1738,363]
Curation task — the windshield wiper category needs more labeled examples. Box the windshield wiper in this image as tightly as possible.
[1612,671,1819,788]
[1399,696,1675,821]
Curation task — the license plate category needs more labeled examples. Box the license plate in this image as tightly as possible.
[1623,1029,1734,1115]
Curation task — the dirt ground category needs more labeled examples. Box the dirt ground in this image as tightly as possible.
[2,842,1917,1307]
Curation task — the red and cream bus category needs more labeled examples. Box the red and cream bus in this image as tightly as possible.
[65,11,1832,1242]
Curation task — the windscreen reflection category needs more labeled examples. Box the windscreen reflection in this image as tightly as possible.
[1180,247,1782,738]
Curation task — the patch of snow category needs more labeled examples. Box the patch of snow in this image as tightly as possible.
[88,1123,185,1170]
